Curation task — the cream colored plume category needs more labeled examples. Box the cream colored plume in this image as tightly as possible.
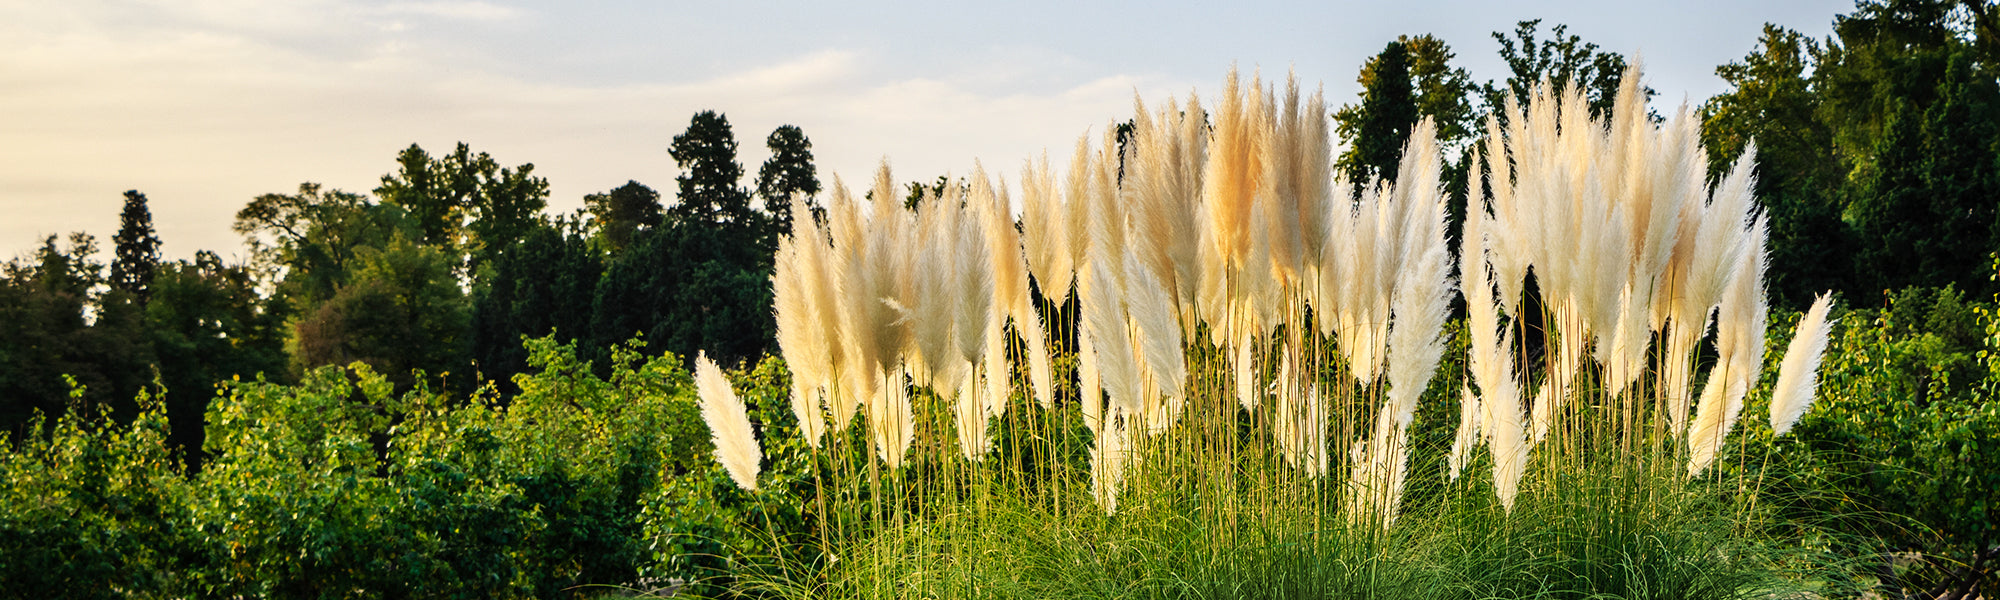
[770,196,832,445]
[1020,154,1073,299]
[1202,67,1258,271]
[1123,248,1186,429]
[1090,410,1135,514]
[825,178,872,431]
[1084,254,1143,422]
[1770,293,1834,436]
[978,170,1042,411]
[695,352,761,492]
[1125,92,1208,316]
[872,366,916,468]
[1449,385,1482,481]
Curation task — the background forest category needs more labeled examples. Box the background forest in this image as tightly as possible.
[3,0,1998,597]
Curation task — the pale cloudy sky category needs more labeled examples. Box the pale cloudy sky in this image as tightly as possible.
[1,0,1854,262]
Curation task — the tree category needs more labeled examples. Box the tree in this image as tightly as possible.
[1701,25,1857,308]
[0,234,153,435]
[472,216,603,390]
[756,125,822,239]
[584,181,664,255]
[234,182,412,309]
[1852,99,1931,295]
[110,190,161,305]
[590,222,774,371]
[376,143,548,268]
[667,111,755,231]
[1913,46,1998,297]
[376,144,475,247]
[1817,0,2000,297]
[1334,40,1419,189]
[145,250,286,469]
[1483,20,1654,121]
[289,234,470,389]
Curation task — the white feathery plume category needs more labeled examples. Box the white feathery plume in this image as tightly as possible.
[1079,327,1104,431]
[826,178,873,432]
[695,351,761,492]
[770,207,829,445]
[904,184,957,387]
[1770,293,1835,437]
[1085,254,1144,421]
[977,172,1030,413]
[1449,384,1482,481]
[872,365,917,469]
[1467,150,1529,511]
[954,176,994,386]
[1264,73,1305,285]
[1020,154,1073,299]
[1123,247,1185,428]
[1686,359,1734,476]
[955,363,990,459]
[1384,119,1454,433]
[1234,332,1258,411]
[1202,66,1257,271]
[1063,134,1096,291]
[1090,410,1134,514]
[1689,222,1767,476]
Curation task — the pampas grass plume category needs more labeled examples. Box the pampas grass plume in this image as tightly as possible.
[695,351,762,492]
[1770,292,1834,436]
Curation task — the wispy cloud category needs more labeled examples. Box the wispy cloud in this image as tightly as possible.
[0,1,1183,262]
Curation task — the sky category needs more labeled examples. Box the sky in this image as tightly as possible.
[0,0,1858,263]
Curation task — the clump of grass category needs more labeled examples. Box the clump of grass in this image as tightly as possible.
[693,63,1845,598]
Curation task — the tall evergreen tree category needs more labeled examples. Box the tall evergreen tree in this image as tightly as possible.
[1915,46,1999,297]
[1852,99,1930,295]
[756,124,821,239]
[110,190,161,305]
[667,111,754,230]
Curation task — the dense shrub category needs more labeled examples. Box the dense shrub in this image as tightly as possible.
[0,335,813,599]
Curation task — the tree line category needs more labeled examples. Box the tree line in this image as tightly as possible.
[1,112,817,470]
[3,0,1995,472]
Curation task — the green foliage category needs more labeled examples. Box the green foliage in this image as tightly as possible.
[1701,25,1857,309]
[1333,40,1420,190]
[288,233,470,390]
[591,222,775,370]
[1748,285,2000,597]
[471,217,603,391]
[0,234,155,434]
[0,334,738,597]
[145,250,288,469]
[584,180,664,255]
[0,384,199,599]
[376,142,550,267]
[1482,19,1653,121]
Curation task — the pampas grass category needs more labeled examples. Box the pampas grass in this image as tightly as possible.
[701,62,1844,597]
[695,351,762,492]
[1770,293,1835,437]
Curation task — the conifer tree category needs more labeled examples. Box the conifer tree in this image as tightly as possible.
[110,190,161,305]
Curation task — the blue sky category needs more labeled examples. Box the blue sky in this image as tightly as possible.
[0,0,1854,262]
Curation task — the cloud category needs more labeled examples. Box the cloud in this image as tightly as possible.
[0,2,1185,263]
[367,1,523,21]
